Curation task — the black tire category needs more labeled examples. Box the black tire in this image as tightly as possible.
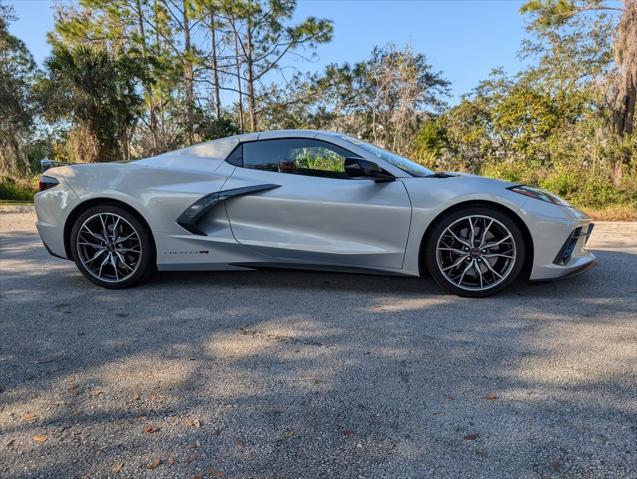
[424,206,526,298]
[70,204,155,289]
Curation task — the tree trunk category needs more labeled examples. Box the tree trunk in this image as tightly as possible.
[153,0,166,153]
[611,0,637,186]
[135,0,158,153]
[210,9,222,119]
[232,19,244,131]
[183,0,194,144]
[246,17,256,132]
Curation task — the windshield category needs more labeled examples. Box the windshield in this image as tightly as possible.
[339,135,434,177]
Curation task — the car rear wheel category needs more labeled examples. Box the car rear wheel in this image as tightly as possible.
[425,206,526,297]
[70,205,154,288]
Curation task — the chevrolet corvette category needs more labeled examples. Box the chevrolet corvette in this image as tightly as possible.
[35,130,596,297]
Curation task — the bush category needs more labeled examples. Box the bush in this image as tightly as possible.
[0,176,37,202]
[480,160,637,211]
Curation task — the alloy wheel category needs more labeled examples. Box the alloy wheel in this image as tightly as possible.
[76,213,142,283]
[435,215,517,292]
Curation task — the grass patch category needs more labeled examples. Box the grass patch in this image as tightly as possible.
[582,204,637,221]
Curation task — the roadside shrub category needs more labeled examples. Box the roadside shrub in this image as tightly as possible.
[0,176,37,202]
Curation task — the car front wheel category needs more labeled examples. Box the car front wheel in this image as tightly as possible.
[425,206,526,297]
[70,205,154,288]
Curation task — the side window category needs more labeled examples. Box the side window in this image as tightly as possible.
[242,139,357,179]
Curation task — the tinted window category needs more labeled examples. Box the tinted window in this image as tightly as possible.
[336,134,434,177]
[243,139,357,179]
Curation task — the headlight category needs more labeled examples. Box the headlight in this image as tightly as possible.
[508,185,571,206]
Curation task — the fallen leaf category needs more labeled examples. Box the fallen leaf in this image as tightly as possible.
[463,434,478,441]
[21,412,37,422]
[32,434,48,443]
[146,457,161,470]
[6,439,16,448]
[208,470,225,478]
[148,393,160,402]
[186,418,201,429]
[136,415,148,422]
[235,439,246,448]
[342,429,354,436]
[293,348,301,353]
[285,429,294,437]
[89,390,104,398]
[133,393,141,401]
[551,459,561,471]
[483,393,498,400]
[193,475,204,479]
[113,463,123,474]
[67,381,80,394]
[433,411,443,415]
[143,424,160,434]
[167,454,176,465]
[185,454,198,464]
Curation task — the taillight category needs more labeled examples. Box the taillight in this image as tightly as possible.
[39,176,59,192]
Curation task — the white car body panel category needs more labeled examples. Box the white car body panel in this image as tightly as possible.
[35,129,596,283]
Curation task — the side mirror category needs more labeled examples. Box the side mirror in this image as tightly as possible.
[344,157,395,183]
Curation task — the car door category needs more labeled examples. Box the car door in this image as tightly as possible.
[221,137,412,270]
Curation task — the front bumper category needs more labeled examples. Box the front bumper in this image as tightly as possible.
[522,201,597,281]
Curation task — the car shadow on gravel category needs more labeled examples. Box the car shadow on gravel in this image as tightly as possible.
[1,229,636,478]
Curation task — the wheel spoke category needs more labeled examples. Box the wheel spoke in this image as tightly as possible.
[117,247,140,253]
[442,256,467,272]
[457,261,474,286]
[483,258,503,279]
[98,254,110,277]
[479,219,494,248]
[78,240,103,248]
[438,247,466,255]
[114,232,137,243]
[468,217,476,244]
[475,261,484,289]
[110,217,120,242]
[447,229,470,248]
[115,251,135,271]
[82,248,107,265]
[110,254,119,280]
[483,234,512,249]
[99,215,109,240]
[82,225,105,242]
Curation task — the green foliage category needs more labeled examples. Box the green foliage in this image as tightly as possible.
[40,44,146,162]
[1,0,634,217]
[294,148,344,173]
[0,4,41,175]
[0,176,37,201]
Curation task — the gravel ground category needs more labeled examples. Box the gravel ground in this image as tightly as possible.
[1,212,636,479]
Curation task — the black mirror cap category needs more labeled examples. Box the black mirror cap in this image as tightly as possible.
[344,157,395,182]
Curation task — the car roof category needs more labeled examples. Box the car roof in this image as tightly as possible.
[235,129,344,143]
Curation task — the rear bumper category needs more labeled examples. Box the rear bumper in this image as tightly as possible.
[36,220,68,259]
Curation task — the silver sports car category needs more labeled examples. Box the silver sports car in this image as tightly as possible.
[35,130,596,297]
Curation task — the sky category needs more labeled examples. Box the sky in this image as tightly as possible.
[7,0,530,104]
